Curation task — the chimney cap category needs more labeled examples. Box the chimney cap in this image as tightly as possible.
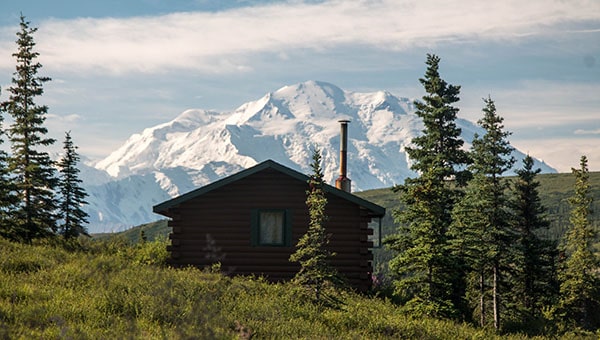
[338,119,351,123]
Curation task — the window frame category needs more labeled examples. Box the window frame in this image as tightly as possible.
[250,209,293,247]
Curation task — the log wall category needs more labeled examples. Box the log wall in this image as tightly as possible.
[166,168,374,291]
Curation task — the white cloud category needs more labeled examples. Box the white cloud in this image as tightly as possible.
[0,0,598,74]
[47,113,81,123]
[511,137,600,173]
[575,128,600,135]
[459,80,600,128]
[45,114,83,145]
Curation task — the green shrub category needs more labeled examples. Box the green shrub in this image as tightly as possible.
[132,237,169,266]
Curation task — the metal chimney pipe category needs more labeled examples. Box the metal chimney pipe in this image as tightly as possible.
[335,120,351,192]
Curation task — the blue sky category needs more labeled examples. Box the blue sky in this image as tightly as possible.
[0,0,599,172]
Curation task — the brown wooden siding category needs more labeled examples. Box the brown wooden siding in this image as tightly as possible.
[166,168,374,291]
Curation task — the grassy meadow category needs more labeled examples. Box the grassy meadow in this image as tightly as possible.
[2,171,598,338]
[0,237,560,339]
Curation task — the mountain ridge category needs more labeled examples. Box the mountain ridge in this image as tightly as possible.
[82,80,556,233]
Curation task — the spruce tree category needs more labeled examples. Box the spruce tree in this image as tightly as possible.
[57,131,89,239]
[554,156,600,331]
[385,54,470,318]
[0,88,18,240]
[449,97,514,329]
[510,155,557,326]
[0,15,58,241]
[290,148,338,301]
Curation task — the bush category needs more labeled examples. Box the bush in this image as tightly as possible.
[132,237,169,266]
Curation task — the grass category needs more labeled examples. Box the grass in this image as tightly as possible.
[5,237,596,339]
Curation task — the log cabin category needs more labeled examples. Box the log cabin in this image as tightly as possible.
[153,122,385,291]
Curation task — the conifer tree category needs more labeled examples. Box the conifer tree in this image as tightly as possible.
[554,156,600,330]
[0,15,58,241]
[0,88,18,240]
[57,131,89,239]
[450,97,514,329]
[290,148,338,301]
[510,155,557,325]
[385,54,470,318]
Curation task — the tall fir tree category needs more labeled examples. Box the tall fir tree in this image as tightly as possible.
[510,155,557,327]
[0,88,18,240]
[385,54,470,318]
[554,156,600,331]
[290,148,338,301]
[57,131,89,239]
[449,97,514,329]
[0,15,58,242]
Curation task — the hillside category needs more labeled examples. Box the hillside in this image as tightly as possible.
[5,237,599,338]
[93,219,169,243]
[358,170,600,238]
[2,238,572,339]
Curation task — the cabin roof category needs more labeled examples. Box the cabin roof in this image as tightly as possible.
[153,159,385,217]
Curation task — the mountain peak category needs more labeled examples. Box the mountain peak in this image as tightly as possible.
[275,80,344,98]
[269,80,350,120]
[173,109,220,126]
[86,80,557,232]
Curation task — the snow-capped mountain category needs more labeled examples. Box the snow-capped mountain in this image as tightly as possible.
[83,80,556,233]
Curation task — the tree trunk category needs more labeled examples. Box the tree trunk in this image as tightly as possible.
[480,269,485,327]
[493,264,500,330]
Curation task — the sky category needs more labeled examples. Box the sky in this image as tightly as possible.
[0,0,598,173]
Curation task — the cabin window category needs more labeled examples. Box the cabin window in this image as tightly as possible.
[260,211,284,245]
[251,209,292,246]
